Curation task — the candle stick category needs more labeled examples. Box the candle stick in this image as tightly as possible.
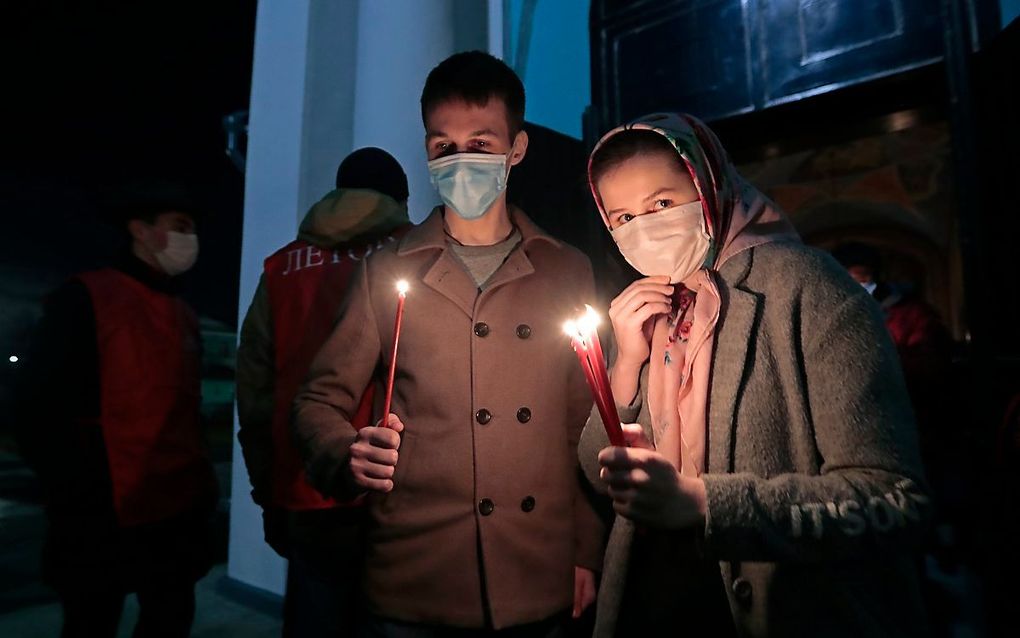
[576,307,609,403]
[381,280,409,425]
[565,319,602,411]
[564,311,626,447]
[581,305,622,438]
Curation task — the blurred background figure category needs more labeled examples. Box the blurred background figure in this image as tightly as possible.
[13,181,218,638]
[236,147,411,638]
[832,241,954,473]
[831,240,973,635]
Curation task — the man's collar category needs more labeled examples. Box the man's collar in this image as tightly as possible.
[397,205,561,256]
[116,252,179,294]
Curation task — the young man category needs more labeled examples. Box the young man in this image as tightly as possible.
[17,182,217,638]
[293,51,602,635]
[237,147,412,637]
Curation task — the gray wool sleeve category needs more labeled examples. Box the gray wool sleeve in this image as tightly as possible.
[702,291,932,563]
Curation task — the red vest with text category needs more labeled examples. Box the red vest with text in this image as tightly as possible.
[263,228,409,510]
[77,268,216,527]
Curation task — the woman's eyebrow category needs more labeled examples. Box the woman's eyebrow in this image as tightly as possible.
[642,187,676,203]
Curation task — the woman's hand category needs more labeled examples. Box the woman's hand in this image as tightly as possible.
[608,276,673,368]
[598,423,707,529]
[607,276,673,406]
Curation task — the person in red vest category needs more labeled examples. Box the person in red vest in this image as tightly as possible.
[16,181,218,638]
[832,241,955,514]
[236,147,412,637]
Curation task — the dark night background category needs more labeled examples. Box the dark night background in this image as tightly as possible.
[1,2,257,340]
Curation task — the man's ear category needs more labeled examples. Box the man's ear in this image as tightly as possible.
[509,129,529,167]
[127,219,148,243]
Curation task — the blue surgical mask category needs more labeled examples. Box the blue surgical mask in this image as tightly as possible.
[427,153,509,220]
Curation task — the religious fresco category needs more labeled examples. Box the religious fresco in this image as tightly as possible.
[738,120,967,337]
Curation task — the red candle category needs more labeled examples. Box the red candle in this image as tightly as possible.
[381,280,409,425]
[565,313,626,447]
[582,305,623,439]
[567,326,601,408]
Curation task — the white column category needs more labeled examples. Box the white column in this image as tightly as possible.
[228,0,314,596]
[230,0,491,596]
[229,0,359,595]
[351,0,454,223]
[488,0,505,59]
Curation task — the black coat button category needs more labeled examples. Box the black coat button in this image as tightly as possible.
[516,324,532,339]
[479,498,495,516]
[474,322,490,337]
[475,409,492,425]
[516,407,532,423]
[732,577,752,603]
[521,496,536,512]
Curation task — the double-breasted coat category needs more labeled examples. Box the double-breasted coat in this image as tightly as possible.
[293,207,604,629]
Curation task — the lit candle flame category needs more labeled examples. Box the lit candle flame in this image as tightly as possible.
[396,280,409,295]
[562,319,580,338]
[578,304,601,335]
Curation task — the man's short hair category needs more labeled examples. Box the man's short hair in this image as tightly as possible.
[420,51,525,136]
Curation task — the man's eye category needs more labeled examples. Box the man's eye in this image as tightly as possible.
[437,142,449,150]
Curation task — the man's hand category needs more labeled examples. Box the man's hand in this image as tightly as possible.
[598,423,707,529]
[346,413,404,493]
[573,566,597,618]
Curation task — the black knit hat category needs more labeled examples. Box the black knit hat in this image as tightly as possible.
[335,147,409,202]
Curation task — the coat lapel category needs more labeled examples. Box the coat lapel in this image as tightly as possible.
[420,250,480,318]
[397,208,477,318]
[708,249,760,474]
[397,206,558,317]
[480,246,535,294]
[481,207,557,295]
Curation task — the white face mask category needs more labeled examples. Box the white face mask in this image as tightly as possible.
[610,201,712,284]
[861,281,878,295]
[427,153,510,220]
[154,231,199,276]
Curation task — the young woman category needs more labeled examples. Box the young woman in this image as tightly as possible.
[579,113,931,637]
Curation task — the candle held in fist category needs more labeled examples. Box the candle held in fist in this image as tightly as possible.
[381,280,409,424]
[564,308,626,447]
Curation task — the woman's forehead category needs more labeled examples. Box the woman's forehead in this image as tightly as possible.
[598,154,695,199]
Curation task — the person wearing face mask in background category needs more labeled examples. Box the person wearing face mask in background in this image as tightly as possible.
[294,51,603,637]
[577,114,931,637]
[15,181,217,638]
[831,242,954,462]
[831,241,960,596]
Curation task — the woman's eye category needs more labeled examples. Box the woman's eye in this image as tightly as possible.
[654,199,673,210]
[619,213,635,224]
